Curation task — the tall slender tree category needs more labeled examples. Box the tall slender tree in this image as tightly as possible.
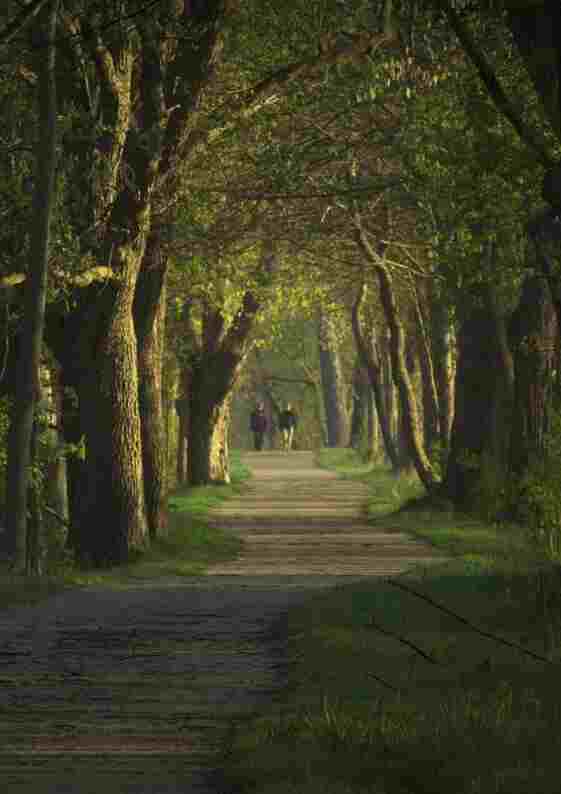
[5,0,59,571]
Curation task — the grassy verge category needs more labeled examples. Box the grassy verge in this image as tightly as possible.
[222,448,561,794]
[0,450,251,605]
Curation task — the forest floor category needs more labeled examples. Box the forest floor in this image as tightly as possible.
[0,450,444,793]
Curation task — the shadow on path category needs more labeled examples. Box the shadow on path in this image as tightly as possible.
[0,451,444,792]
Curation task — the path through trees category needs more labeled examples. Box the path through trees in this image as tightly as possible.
[0,452,443,792]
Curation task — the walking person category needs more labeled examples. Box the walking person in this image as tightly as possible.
[278,402,297,451]
[250,401,268,451]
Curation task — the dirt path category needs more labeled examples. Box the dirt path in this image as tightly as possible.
[0,452,444,793]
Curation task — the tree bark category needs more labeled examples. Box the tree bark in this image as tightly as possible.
[318,310,349,448]
[443,304,502,506]
[355,224,437,490]
[134,229,167,539]
[351,282,400,470]
[44,362,69,534]
[509,274,557,476]
[430,289,455,451]
[5,0,58,569]
[414,280,440,453]
[187,352,238,485]
[77,279,148,565]
[366,387,378,462]
[185,243,275,485]
[349,360,369,450]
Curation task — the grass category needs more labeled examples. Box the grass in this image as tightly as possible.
[0,449,250,604]
[222,447,561,794]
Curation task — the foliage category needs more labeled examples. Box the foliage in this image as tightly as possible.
[511,411,561,560]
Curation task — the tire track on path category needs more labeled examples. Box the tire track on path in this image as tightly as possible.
[0,452,444,792]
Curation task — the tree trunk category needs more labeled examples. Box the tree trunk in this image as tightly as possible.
[430,290,455,451]
[176,397,189,485]
[366,387,378,462]
[318,310,349,447]
[355,226,437,490]
[187,348,241,486]
[443,304,501,506]
[351,283,400,471]
[349,360,369,449]
[506,5,561,144]
[210,395,231,484]
[77,281,148,566]
[134,230,167,539]
[382,334,399,457]
[5,0,58,569]
[484,265,515,476]
[509,274,557,476]
[44,363,69,533]
[414,281,440,453]
[26,399,43,576]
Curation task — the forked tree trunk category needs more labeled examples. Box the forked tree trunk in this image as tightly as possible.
[351,283,400,471]
[355,225,437,491]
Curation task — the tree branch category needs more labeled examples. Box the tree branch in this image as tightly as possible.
[435,0,554,167]
[0,0,51,46]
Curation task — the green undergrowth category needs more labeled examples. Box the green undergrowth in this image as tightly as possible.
[0,450,250,604]
[222,448,561,794]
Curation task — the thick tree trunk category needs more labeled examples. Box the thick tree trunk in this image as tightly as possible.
[355,227,437,490]
[443,305,501,506]
[210,396,231,484]
[509,275,557,476]
[134,230,167,539]
[318,310,349,447]
[351,283,400,471]
[485,267,515,476]
[187,357,235,486]
[77,282,148,566]
[5,0,58,570]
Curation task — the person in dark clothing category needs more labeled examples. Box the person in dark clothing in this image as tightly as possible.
[250,401,268,450]
[278,402,297,451]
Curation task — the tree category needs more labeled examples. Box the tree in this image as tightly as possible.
[351,281,400,470]
[5,0,59,572]
[43,1,229,564]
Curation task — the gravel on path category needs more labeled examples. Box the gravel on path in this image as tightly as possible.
[0,451,444,793]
